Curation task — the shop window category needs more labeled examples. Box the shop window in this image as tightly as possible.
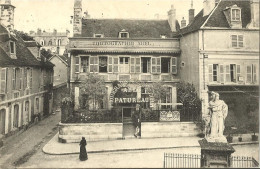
[161,58,171,73]
[99,56,108,73]
[141,87,150,109]
[141,58,151,73]
[161,87,172,110]
[231,35,243,48]
[80,57,89,73]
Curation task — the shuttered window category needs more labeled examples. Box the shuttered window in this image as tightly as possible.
[0,68,7,93]
[253,64,257,83]
[30,68,33,89]
[236,65,241,82]
[135,57,141,73]
[213,64,218,82]
[156,58,161,73]
[151,58,157,73]
[225,65,231,83]
[89,56,98,73]
[108,56,113,73]
[19,68,23,90]
[231,35,243,48]
[24,68,27,89]
[246,65,252,83]
[113,56,119,73]
[219,64,224,83]
[75,57,80,73]
[171,57,177,74]
[130,57,135,73]
[208,64,213,82]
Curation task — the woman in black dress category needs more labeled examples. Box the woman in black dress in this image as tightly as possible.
[79,137,88,161]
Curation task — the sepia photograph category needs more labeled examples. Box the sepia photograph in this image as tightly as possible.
[0,0,259,168]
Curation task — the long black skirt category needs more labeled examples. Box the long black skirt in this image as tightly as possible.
[79,146,88,161]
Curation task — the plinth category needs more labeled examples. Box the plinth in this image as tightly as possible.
[199,138,235,168]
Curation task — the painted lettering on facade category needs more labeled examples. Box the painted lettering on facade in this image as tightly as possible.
[92,41,153,47]
[114,97,149,104]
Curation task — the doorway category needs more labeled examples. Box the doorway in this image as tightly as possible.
[122,107,140,138]
[0,109,5,134]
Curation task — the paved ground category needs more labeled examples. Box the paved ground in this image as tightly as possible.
[18,144,259,168]
[0,111,61,169]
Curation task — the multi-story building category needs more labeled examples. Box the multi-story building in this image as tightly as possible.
[0,0,54,137]
[177,0,259,125]
[30,29,70,56]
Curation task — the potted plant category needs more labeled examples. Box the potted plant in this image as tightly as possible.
[249,117,258,141]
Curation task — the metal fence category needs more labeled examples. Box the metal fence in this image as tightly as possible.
[231,156,259,168]
[163,153,201,168]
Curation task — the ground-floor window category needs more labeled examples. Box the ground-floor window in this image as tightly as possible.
[161,87,172,110]
[0,109,6,134]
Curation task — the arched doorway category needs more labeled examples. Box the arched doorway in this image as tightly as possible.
[13,104,19,128]
[0,109,6,134]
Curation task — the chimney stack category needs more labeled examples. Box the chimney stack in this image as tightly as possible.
[73,0,82,36]
[167,5,177,32]
[248,0,259,28]
[203,0,216,17]
[181,17,186,28]
[0,0,15,32]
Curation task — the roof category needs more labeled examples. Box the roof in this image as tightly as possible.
[24,41,41,47]
[177,0,252,36]
[0,26,54,68]
[49,54,69,66]
[204,0,251,28]
[79,19,174,38]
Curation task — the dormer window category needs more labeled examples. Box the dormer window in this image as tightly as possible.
[40,40,45,46]
[119,29,129,38]
[94,34,104,38]
[10,41,15,54]
[231,8,241,21]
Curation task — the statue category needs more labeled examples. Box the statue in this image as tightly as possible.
[206,91,228,143]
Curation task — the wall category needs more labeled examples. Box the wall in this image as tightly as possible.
[53,83,69,111]
[58,122,123,143]
[179,32,200,94]
[141,122,200,138]
[50,56,68,86]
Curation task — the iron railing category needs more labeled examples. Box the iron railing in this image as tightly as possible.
[231,156,259,168]
[163,153,201,168]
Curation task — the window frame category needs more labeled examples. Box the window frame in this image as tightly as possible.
[231,34,244,48]
[10,41,15,54]
[141,57,151,73]
[80,55,90,73]
[98,56,108,73]
[161,57,171,73]
[231,8,241,21]
[119,32,129,38]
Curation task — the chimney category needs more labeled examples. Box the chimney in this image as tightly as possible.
[248,0,259,28]
[0,0,15,32]
[203,0,216,17]
[83,10,90,19]
[181,17,186,28]
[37,28,42,35]
[73,0,82,36]
[168,5,176,32]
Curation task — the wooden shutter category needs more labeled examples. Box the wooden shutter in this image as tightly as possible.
[231,35,237,47]
[30,68,33,89]
[225,65,231,83]
[19,68,23,90]
[108,56,113,73]
[0,68,7,93]
[171,57,177,74]
[236,65,241,82]
[246,65,252,83]
[156,58,161,73]
[135,57,141,73]
[253,64,257,83]
[24,68,27,89]
[113,56,119,73]
[75,57,80,73]
[208,64,213,82]
[219,64,224,83]
[93,57,98,72]
[151,57,157,74]
[130,57,135,73]
[238,35,243,48]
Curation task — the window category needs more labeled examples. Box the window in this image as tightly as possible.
[213,64,218,82]
[231,35,243,48]
[141,87,150,109]
[119,57,130,73]
[141,58,151,73]
[99,56,107,73]
[80,57,89,73]
[75,57,80,73]
[119,30,129,38]
[12,68,20,90]
[10,41,15,54]
[231,8,241,21]
[161,87,172,110]
[48,40,52,46]
[246,64,257,84]
[230,64,236,82]
[40,40,45,46]
[57,39,61,46]
[89,57,98,73]
[94,34,104,38]
[151,57,161,74]
[35,98,39,113]
[161,58,171,73]
[0,68,7,93]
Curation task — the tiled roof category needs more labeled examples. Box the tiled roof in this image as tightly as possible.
[79,19,174,38]
[0,28,54,68]
[204,0,251,28]
[50,54,69,66]
[177,0,252,36]
[24,41,41,47]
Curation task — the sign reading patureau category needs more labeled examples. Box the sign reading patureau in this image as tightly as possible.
[160,111,180,122]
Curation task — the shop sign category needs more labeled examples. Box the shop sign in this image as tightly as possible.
[114,97,149,104]
[160,111,180,122]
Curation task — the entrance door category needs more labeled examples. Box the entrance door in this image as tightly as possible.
[122,107,140,138]
[0,109,5,134]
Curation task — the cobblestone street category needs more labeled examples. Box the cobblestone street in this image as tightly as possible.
[0,111,60,169]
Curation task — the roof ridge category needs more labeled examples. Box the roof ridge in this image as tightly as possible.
[83,18,168,21]
[201,0,223,28]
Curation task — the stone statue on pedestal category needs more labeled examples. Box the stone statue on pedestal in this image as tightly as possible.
[206,91,228,143]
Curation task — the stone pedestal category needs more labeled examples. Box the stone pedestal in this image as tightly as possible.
[199,138,235,168]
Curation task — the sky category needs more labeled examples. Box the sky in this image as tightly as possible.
[12,0,204,33]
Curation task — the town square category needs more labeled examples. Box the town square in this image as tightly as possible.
[0,0,259,168]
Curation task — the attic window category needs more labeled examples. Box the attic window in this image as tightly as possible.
[231,7,241,21]
[10,41,15,54]
[119,30,129,38]
[94,34,104,38]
